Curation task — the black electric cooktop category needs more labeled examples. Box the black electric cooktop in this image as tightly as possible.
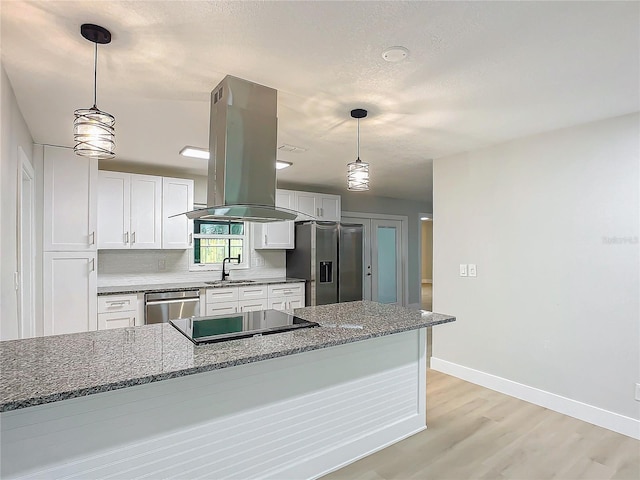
[170,309,319,345]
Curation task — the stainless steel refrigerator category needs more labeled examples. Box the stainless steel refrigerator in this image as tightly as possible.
[286,221,363,306]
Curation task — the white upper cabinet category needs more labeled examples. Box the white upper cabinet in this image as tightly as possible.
[162,177,194,249]
[43,146,97,251]
[130,175,162,249]
[98,172,162,249]
[293,191,341,222]
[253,189,295,249]
[294,191,317,220]
[317,194,341,222]
[97,171,130,249]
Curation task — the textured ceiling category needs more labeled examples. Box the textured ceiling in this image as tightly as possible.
[1,1,639,203]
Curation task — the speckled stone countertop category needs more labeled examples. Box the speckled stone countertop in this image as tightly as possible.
[97,277,305,295]
[0,301,455,412]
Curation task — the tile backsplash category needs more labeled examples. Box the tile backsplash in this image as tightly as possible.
[98,249,286,287]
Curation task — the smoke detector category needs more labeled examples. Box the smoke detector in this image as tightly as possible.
[382,46,409,62]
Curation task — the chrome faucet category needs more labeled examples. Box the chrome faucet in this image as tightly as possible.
[221,254,241,281]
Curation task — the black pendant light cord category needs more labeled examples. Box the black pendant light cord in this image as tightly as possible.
[356,117,361,162]
[93,42,98,108]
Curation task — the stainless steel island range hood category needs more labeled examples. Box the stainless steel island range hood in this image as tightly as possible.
[185,75,298,222]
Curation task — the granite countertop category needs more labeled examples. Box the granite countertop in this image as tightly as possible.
[0,301,455,412]
[97,277,306,295]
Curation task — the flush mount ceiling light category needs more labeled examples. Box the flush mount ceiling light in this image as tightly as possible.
[180,146,210,159]
[276,160,293,170]
[74,24,115,159]
[180,146,292,170]
[347,108,370,191]
[382,46,409,63]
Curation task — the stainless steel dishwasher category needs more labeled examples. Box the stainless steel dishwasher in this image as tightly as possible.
[145,290,200,324]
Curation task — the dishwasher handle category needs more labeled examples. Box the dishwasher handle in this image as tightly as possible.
[145,297,200,306]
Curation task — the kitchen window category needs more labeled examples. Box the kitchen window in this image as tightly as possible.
[190,220,249,271]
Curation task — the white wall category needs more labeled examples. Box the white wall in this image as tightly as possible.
[0,64,35,340]
[432,113,640,436]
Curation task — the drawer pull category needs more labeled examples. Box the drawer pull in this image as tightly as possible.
[107,301,127,306]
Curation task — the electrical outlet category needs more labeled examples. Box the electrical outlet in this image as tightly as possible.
[635,383,640,401]
[459,264,468,277]
[158,259,166,271]
[468,264,477,277]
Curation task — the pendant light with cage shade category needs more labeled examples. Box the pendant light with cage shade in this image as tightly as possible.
[347,108,370,191]
[73,24,115,159]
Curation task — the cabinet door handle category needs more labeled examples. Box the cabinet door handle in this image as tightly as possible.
[131,232,136,244]
[124,232,129,244]
[320,207,324,217]
[89,258,95,272]
[107,301,127,306]
[264,234,268,245]
[189,233,193,245]
[89,231,95,245]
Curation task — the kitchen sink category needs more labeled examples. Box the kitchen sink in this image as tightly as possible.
[204,280,257,286]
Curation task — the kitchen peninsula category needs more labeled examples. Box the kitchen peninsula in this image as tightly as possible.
[1,301,455,480]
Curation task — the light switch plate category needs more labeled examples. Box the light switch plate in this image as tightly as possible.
[468,264,477,277]
[635,383,640,401]
[459,264,468,277]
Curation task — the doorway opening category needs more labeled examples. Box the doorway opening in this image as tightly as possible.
[420,213,433,366]
[17,147,36,338]
[420,214,433,311]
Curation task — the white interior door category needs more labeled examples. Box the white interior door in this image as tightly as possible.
[371,219,403,305]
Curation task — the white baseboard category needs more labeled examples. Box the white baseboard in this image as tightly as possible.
[421,279,432,284]
[430,357,640,440]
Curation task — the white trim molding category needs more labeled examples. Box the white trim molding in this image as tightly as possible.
[430,358,640,440]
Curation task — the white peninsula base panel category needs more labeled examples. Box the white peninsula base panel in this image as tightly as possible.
[1,329,426,480]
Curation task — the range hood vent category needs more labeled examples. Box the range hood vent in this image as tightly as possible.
[185,75,297,222]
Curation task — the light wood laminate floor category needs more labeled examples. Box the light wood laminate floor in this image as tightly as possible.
[322,370,640,480]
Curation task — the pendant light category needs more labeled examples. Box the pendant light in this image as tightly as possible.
[73,24,115,159]
[347,108,370,191]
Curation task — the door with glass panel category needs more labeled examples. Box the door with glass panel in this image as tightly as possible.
[341,216,403,305]
[371,219,403,305]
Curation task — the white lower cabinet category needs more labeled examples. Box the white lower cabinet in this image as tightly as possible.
[206,301,238,316]
[43,252,97,336]
[269,297,304,311]
[98,294,139,330]
[206,282,305,316]
[98,311,136,330]
[239,299,269,312]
